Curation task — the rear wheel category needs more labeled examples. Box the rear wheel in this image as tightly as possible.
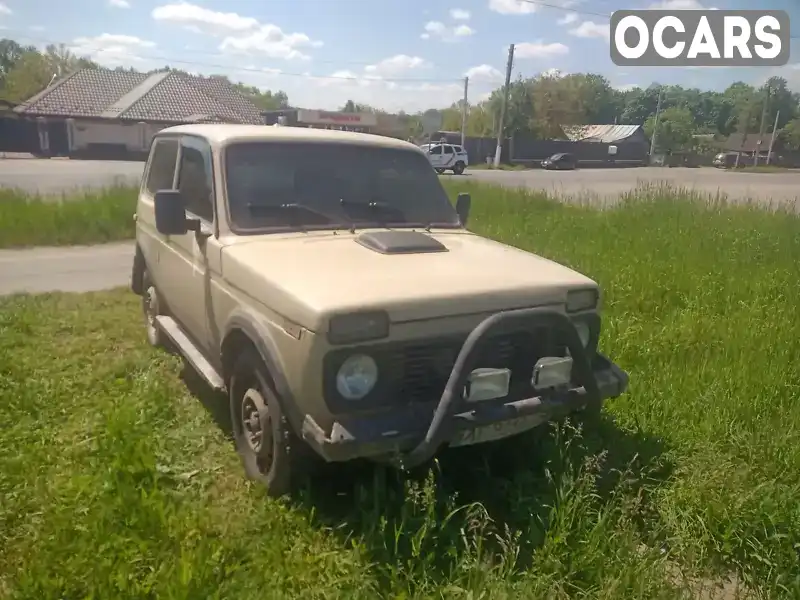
[229,348,317,497]
[452,161,465,175]
[141,269,166,348]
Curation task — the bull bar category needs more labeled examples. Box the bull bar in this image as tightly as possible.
[300,307,629,469]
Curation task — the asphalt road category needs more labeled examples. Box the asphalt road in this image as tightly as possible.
[1,159,799,204]
[451,167,800,206]
[0,242,133,296]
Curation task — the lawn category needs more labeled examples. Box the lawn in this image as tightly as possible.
[1,183,799,598]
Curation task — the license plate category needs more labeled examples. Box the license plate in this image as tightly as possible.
[450,413,549,447]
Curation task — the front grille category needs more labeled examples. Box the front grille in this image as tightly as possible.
[321,324,577,413]
[386,328,560,404]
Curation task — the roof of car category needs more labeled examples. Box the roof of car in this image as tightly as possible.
[156,123,421,151]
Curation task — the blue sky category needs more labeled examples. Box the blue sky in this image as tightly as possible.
[0,0,797,112]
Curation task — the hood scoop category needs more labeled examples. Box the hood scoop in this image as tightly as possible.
[355,230,448,255]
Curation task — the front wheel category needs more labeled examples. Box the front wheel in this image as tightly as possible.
[435,168,445,175]
[452,161,465,175]
[229,349,316,497]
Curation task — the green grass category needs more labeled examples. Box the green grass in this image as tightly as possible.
[735,165,793,174]
[2,183,800,598]
[468,163,529,171]
[0,186,135,248]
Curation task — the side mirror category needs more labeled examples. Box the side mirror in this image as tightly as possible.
[456,192,471,226]
[154,189,192,235]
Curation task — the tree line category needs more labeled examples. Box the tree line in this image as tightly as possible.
[2,37,800,152]
[437,72,800,153]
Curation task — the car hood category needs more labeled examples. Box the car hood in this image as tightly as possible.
[221,229,597,331]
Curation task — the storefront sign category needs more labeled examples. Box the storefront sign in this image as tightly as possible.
[296,109,378,128]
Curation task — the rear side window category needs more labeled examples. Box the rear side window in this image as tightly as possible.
[145,138,179,195]
[443,145,454,154]
[454,146,464,153]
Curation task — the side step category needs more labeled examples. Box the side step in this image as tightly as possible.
[155,315,226,392]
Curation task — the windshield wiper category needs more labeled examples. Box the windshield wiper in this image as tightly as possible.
[247,202,355,233]
[339,199,406,227]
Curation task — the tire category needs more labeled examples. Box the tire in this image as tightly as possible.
[435,168,445,175]
[229,348,315,497]
[452,161,465,175]
[141,269,166,348]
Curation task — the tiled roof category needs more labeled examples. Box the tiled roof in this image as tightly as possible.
[14,68,263,125]
[560,124,642,143]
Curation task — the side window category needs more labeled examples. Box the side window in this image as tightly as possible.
[443,145,454,155]
[177,138,214,222]
[145,138,179,195]
[431,145,443,155]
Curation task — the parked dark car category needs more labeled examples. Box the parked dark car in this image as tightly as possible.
[541,153,577,170]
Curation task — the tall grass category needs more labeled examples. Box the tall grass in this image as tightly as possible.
[1,181,799,598]
[0,186,135,248]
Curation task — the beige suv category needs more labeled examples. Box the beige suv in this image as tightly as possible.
[130,124,629,497]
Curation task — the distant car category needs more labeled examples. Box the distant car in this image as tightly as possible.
[541,153,577,170]
[422,143,469,175]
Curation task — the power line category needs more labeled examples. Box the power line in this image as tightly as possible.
[2,31,467,83]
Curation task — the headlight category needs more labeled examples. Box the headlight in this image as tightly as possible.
[573,320,591,348]
[327,311,389,345]
[566,288,598,312]
[336,354,378,400]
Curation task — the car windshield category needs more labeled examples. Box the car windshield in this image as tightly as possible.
[550,153,565,159]
[224,141,461,232]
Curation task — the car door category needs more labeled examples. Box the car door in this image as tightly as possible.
[428,144,445,168]
[441,144,456,168]
[166,135,219,351]
[137,136,180,300]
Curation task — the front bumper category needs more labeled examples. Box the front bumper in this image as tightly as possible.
[300,307,629,469]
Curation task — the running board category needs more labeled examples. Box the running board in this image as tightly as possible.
[155,315,225,392]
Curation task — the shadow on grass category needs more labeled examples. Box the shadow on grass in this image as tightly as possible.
[180,364,233,438]
[294,413,671,575]
[177,360,673,591]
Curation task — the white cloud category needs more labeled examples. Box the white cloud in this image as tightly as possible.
[152,2,321,60]
[0,2,11,15]
[450,8,471,20]
[108,0,130,7]
[515,41,569,59]
[421,20,474,41]
[568,20,609,40]
[465,64,503,81]
[29,25,45,32]
[69,33,157,68]
[364,55,429,80]
[307,54,472,112]
[558,13,578,25]
[488,0,536,14]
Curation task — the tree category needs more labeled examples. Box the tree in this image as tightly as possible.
[1,51,57,103]
[644,106,694,153]
[778,118,800,151]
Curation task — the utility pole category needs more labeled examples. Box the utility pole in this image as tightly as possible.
[754,85,771,167]
[766,109,780,165]
[648,86,663,160]
[460,76,469,148]
[493,43,515,169]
